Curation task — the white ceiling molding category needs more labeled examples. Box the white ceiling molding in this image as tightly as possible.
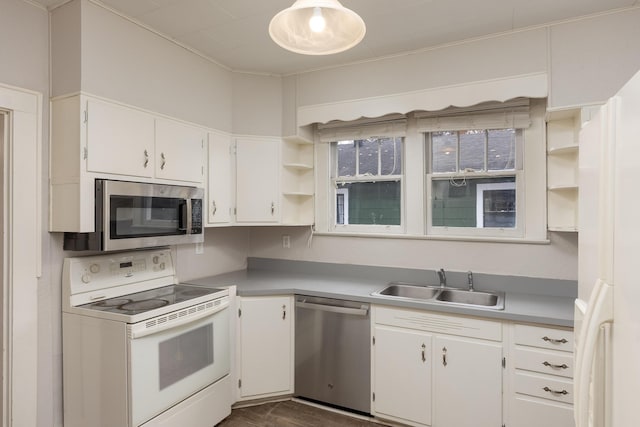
[297,72,548,126]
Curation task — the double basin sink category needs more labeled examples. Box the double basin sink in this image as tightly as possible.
[371,282,505,310]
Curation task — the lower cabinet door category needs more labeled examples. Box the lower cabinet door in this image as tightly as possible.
[373,325,432,426]
[433,335,503,427]
[238,296,293,399]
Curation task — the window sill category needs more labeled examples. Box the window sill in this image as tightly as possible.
[312,231,550,244]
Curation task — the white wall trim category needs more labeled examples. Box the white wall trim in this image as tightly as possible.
[0,83,41,427]
[298,73,548,125]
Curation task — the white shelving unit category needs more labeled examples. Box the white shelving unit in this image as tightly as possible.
[281,126,314,225]
[546,110,580,232]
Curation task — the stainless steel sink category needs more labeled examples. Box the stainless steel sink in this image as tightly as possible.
[373,282,441,300]
[371,282,504,310]
[435,288,504,309]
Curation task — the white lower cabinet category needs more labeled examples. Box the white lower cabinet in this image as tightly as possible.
[236,296,294,401]
[507,323,574,427]
[373,325,432,426]
[372,305,503,427]
[433,335,502,427]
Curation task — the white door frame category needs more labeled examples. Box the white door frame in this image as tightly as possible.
[0,83,41,427]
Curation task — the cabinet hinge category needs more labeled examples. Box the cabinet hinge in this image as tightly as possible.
[502,357,506,369]
[230,143,237,155]
[238,308,242,317]
[372,336,375,345]
[82,147,88,160]
[372,392,375,402]
[234,207,237,215]
[238,379,241,388]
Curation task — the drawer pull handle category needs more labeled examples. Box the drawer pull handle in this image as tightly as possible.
[543,386,569,396]
[421,344,426,362]
[442,346,447,367]
[542,336,568,344]
[543,361,569,370]
[282,305,286,320]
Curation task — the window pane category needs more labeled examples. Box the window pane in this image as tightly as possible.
[380,137,402,175]
[337,141,356,176]
[431,176,516,228]
[431,132,457,173]
[487,129,516,171]
[459,130,485,172]
[336,181,401,225]
[358,140,379,175]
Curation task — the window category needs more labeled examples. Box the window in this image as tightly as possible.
[314,98,547,241]
[427,128,524,237]
[332,137,403,230]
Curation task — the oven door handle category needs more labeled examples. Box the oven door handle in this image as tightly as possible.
[129,299,229,339]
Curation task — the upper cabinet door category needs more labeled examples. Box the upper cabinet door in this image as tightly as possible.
[86,99,154,178]
[235,137,280,223]
[155,118,205,184]
[207,131,233,225]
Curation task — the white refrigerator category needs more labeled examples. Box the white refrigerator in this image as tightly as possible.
[575,69,640,427]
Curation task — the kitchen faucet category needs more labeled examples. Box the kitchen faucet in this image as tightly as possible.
[437,268,447,288]
[468,271,474,292]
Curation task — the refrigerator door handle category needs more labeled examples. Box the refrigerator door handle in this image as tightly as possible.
[574,280,613,427]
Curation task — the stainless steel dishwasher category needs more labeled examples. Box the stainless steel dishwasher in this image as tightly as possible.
[295,295,371,414]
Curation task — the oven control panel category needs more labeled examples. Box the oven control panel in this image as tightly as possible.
[63,249,176,307]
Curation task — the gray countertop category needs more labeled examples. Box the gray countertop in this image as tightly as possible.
[186,265,575,328]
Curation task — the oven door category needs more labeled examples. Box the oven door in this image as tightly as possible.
[100,180,203,251]
[128,304,229,426]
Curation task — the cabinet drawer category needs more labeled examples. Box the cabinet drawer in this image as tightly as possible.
[514,324,573,352]
[511,394,574,427]
[374,306,501,341]
[514,347,573,378]
[514,371,573,404]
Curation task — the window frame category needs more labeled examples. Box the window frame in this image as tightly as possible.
[425,128,525,238]
[330,137,405,233]
[314,98,548,242]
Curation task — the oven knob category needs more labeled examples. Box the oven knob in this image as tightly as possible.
[81,274,91,284]
[89,263,100,274]
[153,256,159,264]
[159,262,165,270]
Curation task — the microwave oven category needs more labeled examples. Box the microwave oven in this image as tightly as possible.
[63,180,204,251]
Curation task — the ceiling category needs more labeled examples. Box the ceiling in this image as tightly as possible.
[34,0,638,75]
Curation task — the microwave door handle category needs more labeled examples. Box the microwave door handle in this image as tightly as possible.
[178,200,188,232]
[186,199,193,234]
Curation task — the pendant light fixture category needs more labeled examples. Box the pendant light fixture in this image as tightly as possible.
[269,0,366,55]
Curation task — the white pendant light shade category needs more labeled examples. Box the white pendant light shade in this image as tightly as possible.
[269,0,366,55]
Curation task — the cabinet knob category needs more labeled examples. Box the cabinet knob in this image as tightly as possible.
[160,152,166,170]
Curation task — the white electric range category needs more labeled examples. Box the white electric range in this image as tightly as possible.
[62,248,232,427]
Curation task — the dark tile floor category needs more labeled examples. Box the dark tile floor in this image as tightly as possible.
[216,400,388,427]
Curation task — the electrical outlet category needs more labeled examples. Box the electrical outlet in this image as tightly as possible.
[282,235,291,249]
[195,242,204,254]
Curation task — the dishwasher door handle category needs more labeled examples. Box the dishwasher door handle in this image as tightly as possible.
[295,300,369,316]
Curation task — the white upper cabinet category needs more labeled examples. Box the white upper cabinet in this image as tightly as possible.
[155,118,205,183]
[235,136,280,223]
[86,98,155,178]
[50,94,208,232]
[207,131,233,225]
